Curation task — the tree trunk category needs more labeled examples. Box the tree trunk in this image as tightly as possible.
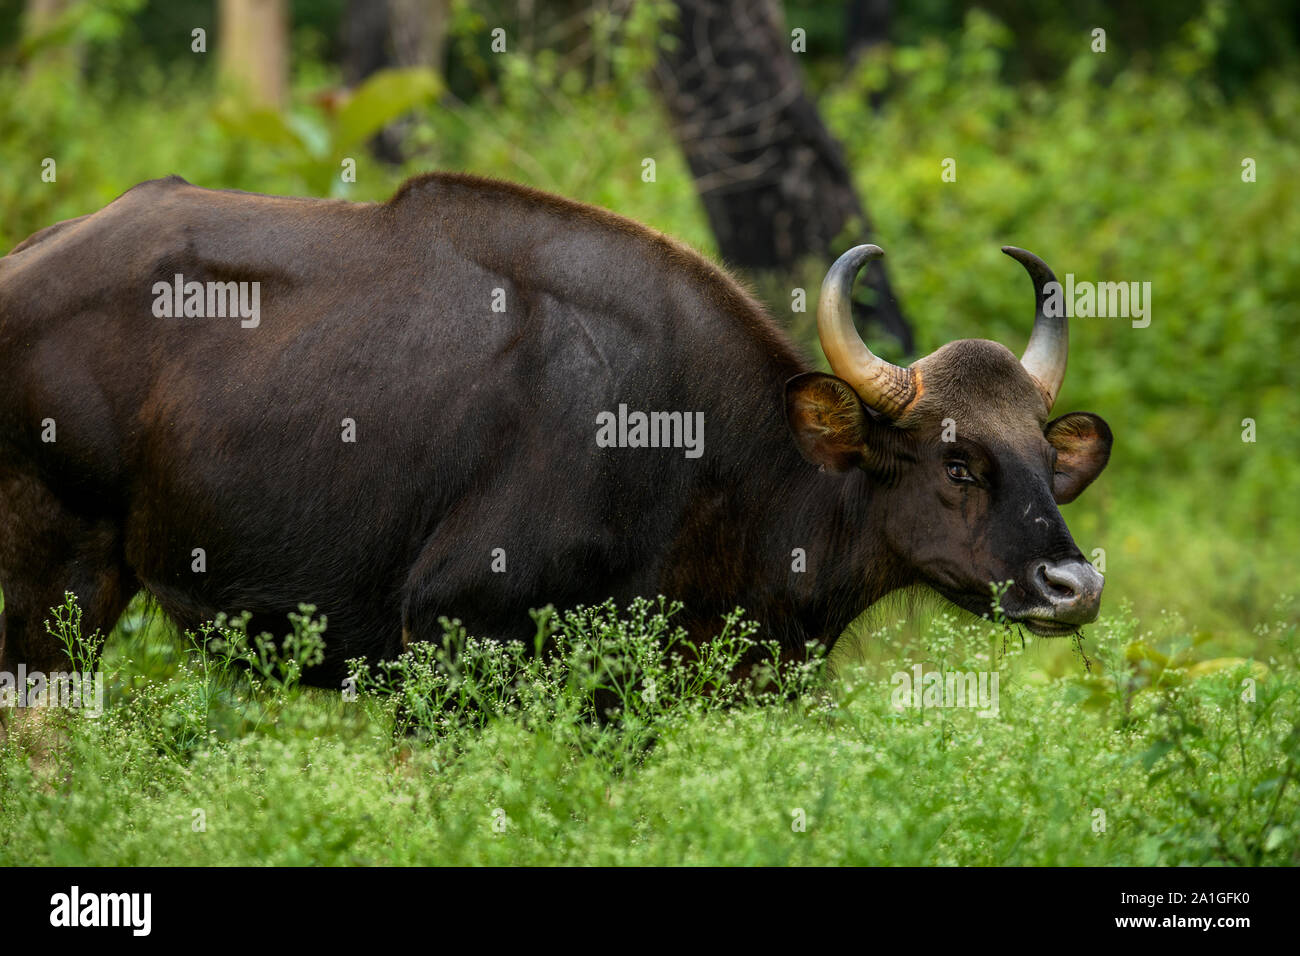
[389,0,449,76]
[847,0,892,63]
[23,0,81,76]
[341,0,449,163]
[657,0,911,351]
[218,0,289,110]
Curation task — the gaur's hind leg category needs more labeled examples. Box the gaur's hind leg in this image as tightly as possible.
[0,471,135,678]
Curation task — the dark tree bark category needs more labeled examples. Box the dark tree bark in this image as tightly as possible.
[847,0,892,62]
[657,0,911,352]
[341,0,393,86]
[848,0,892,113]
[341,0,449,163]
[342,0,448,82]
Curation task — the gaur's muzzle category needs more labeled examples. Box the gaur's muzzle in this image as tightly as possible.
[1025,558,1104,629]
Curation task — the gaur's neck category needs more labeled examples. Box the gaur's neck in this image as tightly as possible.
[653,298,910,656]
[668,439,908,657]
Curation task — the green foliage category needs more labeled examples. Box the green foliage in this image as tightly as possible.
[46,590,106,675]
[11,0,147,61]
[348,597,819,772]
[213,67,441,196]
[2,594,1296,865]
[791,0,1300,94]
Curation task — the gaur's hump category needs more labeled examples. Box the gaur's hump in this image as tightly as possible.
[113,175,194,203]
[389,171,805,370]
[388,171,741,291]
[133,174,193,190]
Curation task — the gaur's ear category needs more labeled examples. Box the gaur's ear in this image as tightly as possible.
[785,372,873,473]
[1045,412,1112,504]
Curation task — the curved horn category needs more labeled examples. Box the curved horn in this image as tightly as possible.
[1002,245,1067,410]
[817,245,916,419]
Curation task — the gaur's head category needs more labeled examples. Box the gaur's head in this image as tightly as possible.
[786,245,1111,635]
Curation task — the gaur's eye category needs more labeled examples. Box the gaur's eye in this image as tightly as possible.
[946,461,974,483]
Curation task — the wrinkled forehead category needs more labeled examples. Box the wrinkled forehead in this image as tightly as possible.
[901,339,1052,445]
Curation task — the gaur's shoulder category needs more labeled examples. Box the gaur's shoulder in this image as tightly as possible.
[388,171,682,247]
[388,171,798,361]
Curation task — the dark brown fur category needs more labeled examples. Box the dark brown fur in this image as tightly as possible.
[0,174,1110,685]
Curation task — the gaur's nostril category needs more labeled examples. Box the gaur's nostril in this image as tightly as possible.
[1030,559,1104,625]
[1038,562,1081,602]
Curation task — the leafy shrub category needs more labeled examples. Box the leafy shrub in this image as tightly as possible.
[348,597,823,771]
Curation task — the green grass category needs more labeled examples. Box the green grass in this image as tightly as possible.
[1,593,1296,866]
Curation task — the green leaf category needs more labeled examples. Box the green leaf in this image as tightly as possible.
[213,101,308,151]
[1141,739,1174,771]
[1264,826,1290,852]
[1252,776,1281,798]
[334,68,442,154]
